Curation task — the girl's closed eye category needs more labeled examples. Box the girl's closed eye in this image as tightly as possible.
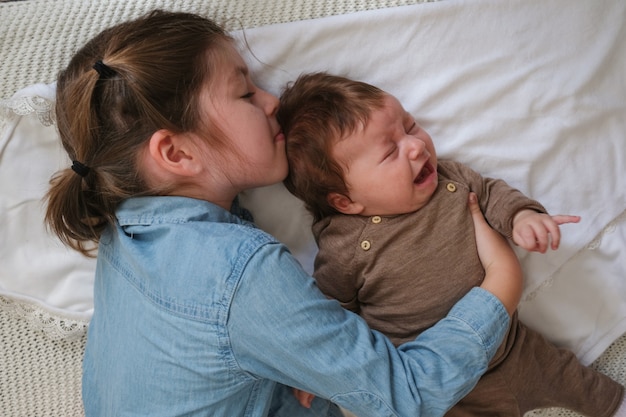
[241,91,255,99]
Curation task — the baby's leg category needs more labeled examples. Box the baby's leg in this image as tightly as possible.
[446,316,624,417]
[444,365,520,417]
[496,320,623,417]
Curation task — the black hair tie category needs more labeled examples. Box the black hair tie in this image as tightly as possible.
[71,160,91,178]
[92,60,116,79]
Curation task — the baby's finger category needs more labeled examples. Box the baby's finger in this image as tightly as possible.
[545,220,562,250]
[531,223,549,253]
[552,215,581,225]
[515,227,536,251]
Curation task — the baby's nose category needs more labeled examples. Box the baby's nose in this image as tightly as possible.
[407,139,425,160]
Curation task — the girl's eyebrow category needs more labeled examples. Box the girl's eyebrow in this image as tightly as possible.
[226,65,250,95]
[236,65,249,76]
[228,65,249,84]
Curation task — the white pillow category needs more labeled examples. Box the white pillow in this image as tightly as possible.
[0,83,95,318]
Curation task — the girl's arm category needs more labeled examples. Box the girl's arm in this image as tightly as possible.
[228,195,518,417]
[470,192,522,316]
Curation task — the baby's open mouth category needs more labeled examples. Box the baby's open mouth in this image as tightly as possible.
[414,161,434,184]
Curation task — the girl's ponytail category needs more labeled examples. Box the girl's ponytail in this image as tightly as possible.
[45,61,109,256]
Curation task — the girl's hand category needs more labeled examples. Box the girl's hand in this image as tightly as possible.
[469,193,522,316]
[512,210,580,253]
[292,388,316,409]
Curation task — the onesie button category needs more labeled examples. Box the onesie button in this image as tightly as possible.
[360,240,371,251]
[446,183,457,192]
[371,216,382,224]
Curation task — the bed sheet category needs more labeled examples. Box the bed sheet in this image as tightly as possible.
[236,0,626,364]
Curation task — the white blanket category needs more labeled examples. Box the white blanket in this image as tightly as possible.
[237,0,626,363]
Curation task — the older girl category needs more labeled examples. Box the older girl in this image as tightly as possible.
[45,10,521,417]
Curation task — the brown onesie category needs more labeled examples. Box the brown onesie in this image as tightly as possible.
[313,160,623,417]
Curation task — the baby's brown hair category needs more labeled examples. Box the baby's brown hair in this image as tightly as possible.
[279,72,386,222]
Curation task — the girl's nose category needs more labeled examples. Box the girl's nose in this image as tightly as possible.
[258,88,279,117]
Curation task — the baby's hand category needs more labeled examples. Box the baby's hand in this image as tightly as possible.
[512,209,580,253]
[292,388,316,409]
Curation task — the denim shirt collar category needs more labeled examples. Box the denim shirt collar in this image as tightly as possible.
[116,195,254,228]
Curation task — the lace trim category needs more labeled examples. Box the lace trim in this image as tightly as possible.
[0,295,88,341]
[522,208,626,303]
[0,94,55,125]
[0,94,56,138]
[586,209,626,250]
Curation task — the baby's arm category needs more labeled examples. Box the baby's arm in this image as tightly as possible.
[512,209,580,253]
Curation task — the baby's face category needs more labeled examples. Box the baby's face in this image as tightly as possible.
[332,94,438,216]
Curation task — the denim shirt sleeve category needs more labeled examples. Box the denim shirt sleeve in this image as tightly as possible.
[228,242,509,417]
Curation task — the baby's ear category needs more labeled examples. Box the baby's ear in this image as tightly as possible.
[327,192,364,215]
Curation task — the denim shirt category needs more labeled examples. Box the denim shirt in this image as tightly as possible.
[82,196,509,417]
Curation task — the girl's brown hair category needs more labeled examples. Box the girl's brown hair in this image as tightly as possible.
[45,10,233,256]
[278,72,386,222]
